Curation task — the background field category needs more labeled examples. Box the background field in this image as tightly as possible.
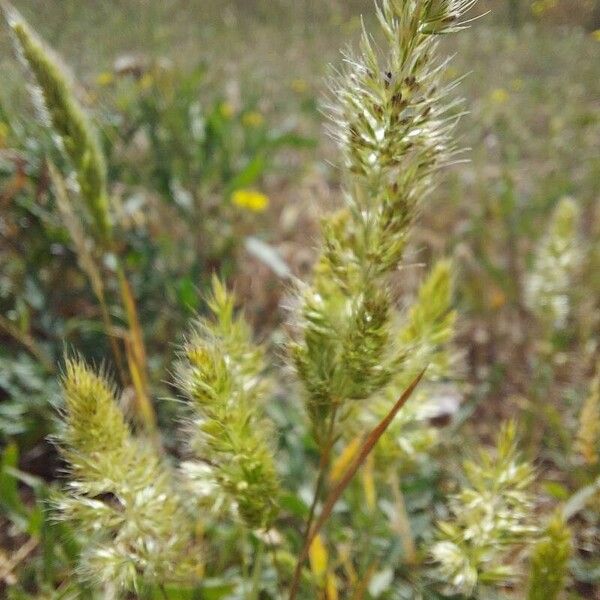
[1,0,599,598]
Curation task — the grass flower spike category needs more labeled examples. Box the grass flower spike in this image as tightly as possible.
[4,3,112,241]
[293,0,477,443]
[288,2,477,597]
[432,421,537,596]
[525,197,580,331]
[527,511,572,600]
[372,259,457,464]
[56,359,202,589]
[178,278,280,529]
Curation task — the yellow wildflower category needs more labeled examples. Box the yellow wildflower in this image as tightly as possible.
[593,30,600,42]
[290,78,308,94]
[489,287,507,310]
[95,71,114,86]
[231,189,269,213]
[242,111,264,128]
[219,101,235,119]
[490,88,509,105]
[531,0,556,16]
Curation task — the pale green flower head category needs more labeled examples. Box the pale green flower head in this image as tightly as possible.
[4,3,112,241]
[177,277,280,530]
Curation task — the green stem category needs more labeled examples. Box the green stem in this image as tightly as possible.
[289,403,338,600]
[249,537,265,600]
[288,371,424,600]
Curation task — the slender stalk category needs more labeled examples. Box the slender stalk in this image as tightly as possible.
[288,370,425,600]
[96,284,129,390]
[249,537,265,600]
[158,584,169,600]
[288,403,338,598]
[0,315,54,373]
[0,535,38,581]
[115,260,156,431]
[268,531,284,597]
[48,161,129,386]
[307,405,339,534]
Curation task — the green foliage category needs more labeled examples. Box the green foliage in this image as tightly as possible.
[1,443,86,598]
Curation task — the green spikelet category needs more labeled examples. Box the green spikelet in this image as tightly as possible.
[178,277,280,530]
[4,5,112,241]
[527,511,572,600]
[525,197,580,330]
[291,279,393,438]
[372,259,457,465]
[57,359,203,589]
[398,259,457,378]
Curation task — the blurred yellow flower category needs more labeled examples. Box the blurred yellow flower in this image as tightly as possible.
[231,189,269,212]
[95,71,114,86]
[291,78,308,94]
[219,101,235,119]
[490,88,509,105]
[445,65,459,80]
[531,0,556,16]
[242,111,264,128]
[361,453,377,511]
[592,30,600,42]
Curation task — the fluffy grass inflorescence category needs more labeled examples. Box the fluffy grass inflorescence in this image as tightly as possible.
[287,2,477,596]
[4,3,111,242]
[431,421,537,596]
[292,0,477,443]
[56,359,203,589]
[177,277,280,530]
[525,196,580,331]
